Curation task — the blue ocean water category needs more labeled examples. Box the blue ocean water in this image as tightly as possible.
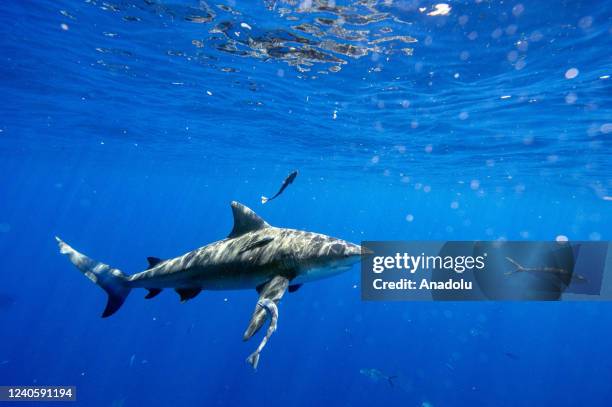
[0,0,611,406]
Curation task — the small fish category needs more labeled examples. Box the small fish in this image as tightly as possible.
[359,368,398,387]
[0,293,15,310]
[504,352,520,360]
[261,170,298,204]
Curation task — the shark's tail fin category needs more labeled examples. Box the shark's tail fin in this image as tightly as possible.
[260,196,269,204]
[55,237,131,318]
[505,257,525,275]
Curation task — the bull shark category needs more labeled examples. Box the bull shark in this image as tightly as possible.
[56,201,361,356]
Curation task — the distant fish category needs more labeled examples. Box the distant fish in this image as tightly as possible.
[261,170,298,204]
[359,368,398,387]
[505,257,586,282]
[0,293,15,310]
[504,352,520,361]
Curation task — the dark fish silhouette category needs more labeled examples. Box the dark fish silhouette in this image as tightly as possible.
[504,352,520,360]
[261,170,298,204]
[359,368,398,387]
[0,293,15,310]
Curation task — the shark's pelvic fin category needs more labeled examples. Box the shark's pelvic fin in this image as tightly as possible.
[175,288,202,302]
[55,237,131,318]
[145,288,162,299]
[228,201,270,238]
[146,257,163,269]
[244,275,288,341]
[288,284,302,293]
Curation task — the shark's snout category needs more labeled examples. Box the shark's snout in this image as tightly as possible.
[345,243,363,258]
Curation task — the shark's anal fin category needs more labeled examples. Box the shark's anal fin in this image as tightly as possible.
[175,288,202,303]
[144,288,162,299]
[244,275,289,341]
[147,257,163,269]
[288,284,302,293]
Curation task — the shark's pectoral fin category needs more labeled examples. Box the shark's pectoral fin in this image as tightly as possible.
[144,288,162,299]
[243,275,288,341]
[175,288,202,303]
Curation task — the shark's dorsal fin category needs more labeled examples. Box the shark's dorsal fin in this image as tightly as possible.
[146,257,163,269]
[228,201,270,238]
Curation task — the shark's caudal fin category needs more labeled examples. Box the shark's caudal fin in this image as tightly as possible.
[55,237,131,318]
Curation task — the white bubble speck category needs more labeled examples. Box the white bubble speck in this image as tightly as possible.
[60,23,69,31]
[565,92,577,104]
[459,111,469,120]
[578,16,593,30]
[427,3,451,16]
[450,201,459,209]
[555,235,569,242]
[500,95,511,99]
[206,90,213,96]
[565,68,579,79]
[371,155,380,164]
[240,22,252,30]
[424,144,433,153]
[405,214,414,222]
[470,180,480,190]
[512,4,524,17]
